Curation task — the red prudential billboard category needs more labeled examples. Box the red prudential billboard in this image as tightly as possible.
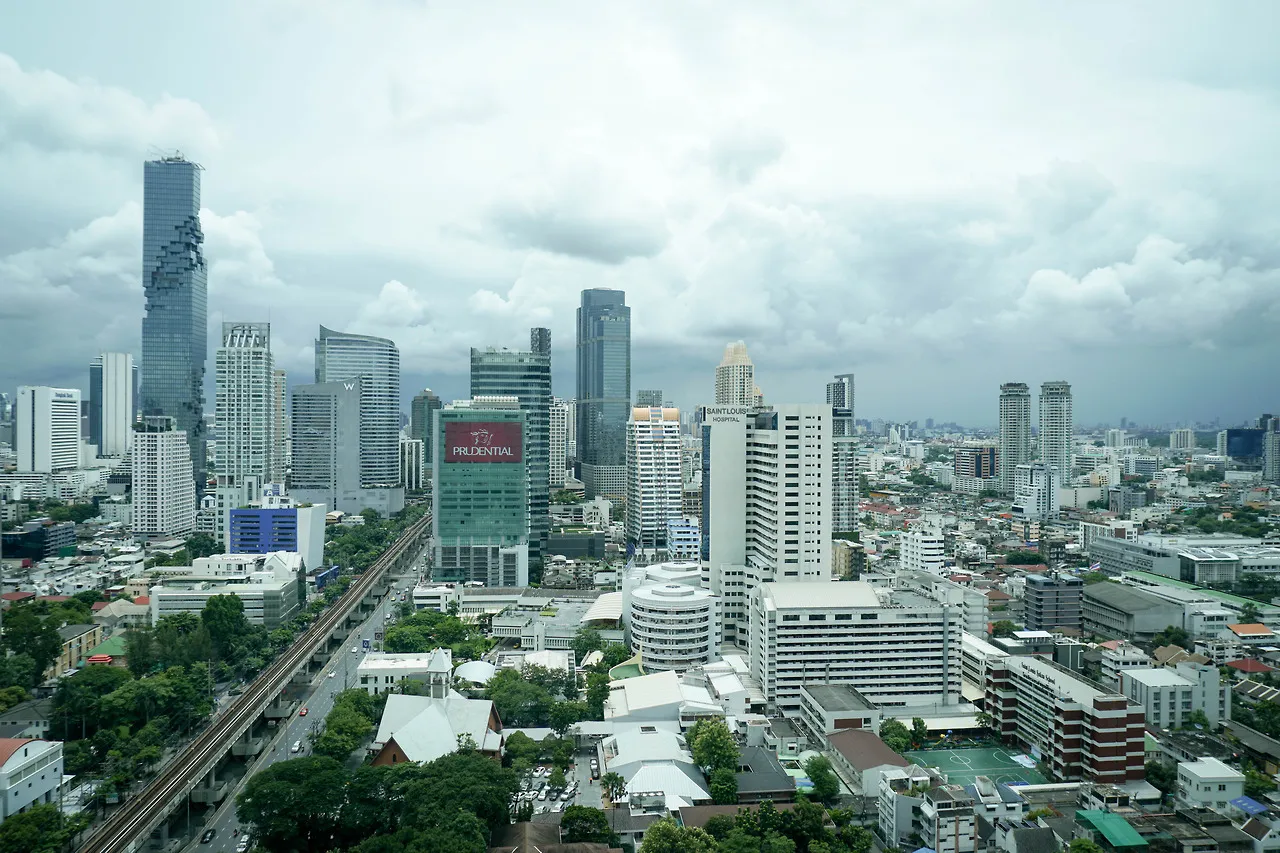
[444,421,523,463]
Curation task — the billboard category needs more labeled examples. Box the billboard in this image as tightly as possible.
[444,421,523,463]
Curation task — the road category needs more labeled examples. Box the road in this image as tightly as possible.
[182,572,414,853]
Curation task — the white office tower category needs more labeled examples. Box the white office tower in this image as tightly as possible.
[271,368,288,481]
[715,341,755,407]
[90,353,135,457]
[399,437,425,490]
[290,380,363,513]
[998,382,1031,495]
[626,407,684,555]
[1169,428,1195,452]
[701,404,831,646]
[314,325,404,514]
[749,581,962,714]
[16,386,81,473]
[214,322,274,544]
[1038,380,1073,480]
[622,561,721,671]
[563,398,577,461]
[902,528,946,574]
[132,416,196,537]
[1012,462,1060,522]
[826,373,855,435]
[549,398,569,488]
[1108,429,1130,449]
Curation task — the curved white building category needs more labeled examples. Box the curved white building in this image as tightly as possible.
[628,582,721,673]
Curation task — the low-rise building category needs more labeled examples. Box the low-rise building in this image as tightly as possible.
[1024,572,1083,633]
[1121,663,1230,729]
[1177,757,1244,813]
[0,738,63,818]
[920,784,978,853]
[1082,582,1184,643]
[51,623,103,677]
[799,684,880,739]
[148,551,303,629]
[825,729,908,795]
[879,765,945,846]
[1100,642,1152,689]
[356,649,453,696]
[371,693,502,766]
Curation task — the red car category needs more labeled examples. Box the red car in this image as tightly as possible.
[299,707,308,717]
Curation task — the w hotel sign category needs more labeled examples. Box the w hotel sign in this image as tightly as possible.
[444,421,523,463]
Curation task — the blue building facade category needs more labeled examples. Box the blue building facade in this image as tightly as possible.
[228,508,299,555]
[140,156,208,493]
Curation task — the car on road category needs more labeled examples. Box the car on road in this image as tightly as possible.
[299,707,308,716]
[291,740,302,753]
[328,672,336,678]
[351,647,358,653]
[200,829,216,844]
[236,838,250,853]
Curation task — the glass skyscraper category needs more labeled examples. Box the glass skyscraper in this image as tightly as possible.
[409,388,443,464]
[470,331,551,570]
[141,156,208,493]
[576,289,631,497]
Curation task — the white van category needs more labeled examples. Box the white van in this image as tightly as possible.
[291,740,302,754]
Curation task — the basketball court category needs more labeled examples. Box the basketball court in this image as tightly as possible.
[903,747,1047,786]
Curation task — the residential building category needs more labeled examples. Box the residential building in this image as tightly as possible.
[149,551,302,628]
[1099,643,1152,688]
[879,765,946,847]
[826,373,855,435]
[920,785,978,853]
[1176,757,1244,813]
[399,437,424,491]
[715,341,756,407]
[576,288,631,498]
[831,436,860,534]
[471,334,551,565]
[0,738,63,819]
[636,390,664,407]
[1108,486,1147,517]
[271,368,288,482]
[1121,663,1230,729]
[1,520,75,561]
[53,623,103,676]
[1170,429,1196,452]
[408,389,442,466]
[131,416,196,538]
[902,528,946,575]
[289,380,365,514]
[140,154,208,494]
[1024,572,1083,632]
[356,649,452,696]
[432,399,529,587]
[549,397,569,488]
[702,405,832,644]
[1038,380,1073,481]
[998,383,1032,495]
[666,518,700,561]
[953,444,998,496]
[214,322,275,545]
[314,325,403,512]
[89,353,135,457]
[986,655,1145,783]
[749,581,962,714]
[16,386,81,473]
[626,407,683,552]
[1012,462,1060,523]
[228,497,326,572]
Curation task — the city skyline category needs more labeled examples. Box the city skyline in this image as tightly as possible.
[3,7,1280,424]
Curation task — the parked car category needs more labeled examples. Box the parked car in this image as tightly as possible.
[538,789,548,801]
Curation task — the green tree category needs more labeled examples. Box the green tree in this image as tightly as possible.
[1246,765,1277,798]
[1143,760,1174,797]
[1002,550,1045,565]
[991,620,1018,639]
[484,668,554,727]
[502,730,540,772]
[879,718,912,754]
[185,532,220,558]
[237,756,348,853]
[571,626,604,662]
[549,767,566,789]
[711,767,739,804]
[1152,625,1191,650]
[639,817,717,853]
[0,608,62,676]
[202,594,251,661]
[549,700,587,736]
[688,719,739,773]
[703,814,738,840]
[585,671,610,720]
[910,717,929,748]
[804,755,841,805]
[398,751,519,837]
[0,654,39,692]
[1069,839,1106,853]
[601,771,627,806]
[0,803,87,853]
[1082,572,1109,585]
[600,642,633,670]
[124,628,158,677]
[974,711,995,731]
[562,805,616,845]
[0,686,30,714]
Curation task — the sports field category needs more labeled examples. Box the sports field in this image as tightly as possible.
[903,747,1047,786]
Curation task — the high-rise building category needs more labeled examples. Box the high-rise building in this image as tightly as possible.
[399,437,425,491]
[314,325,403,513]
[831,437,859,534]
[1038,380,1073,479]
[1264,418,1280,484]
[563,398,577,462]
[0,393,12,423]
[214,323,275,542]
[88,353,135,458]
[626,407,683,553]
[549,398,570,489]
[701,404,831,644]
[901,528,946,574]
[998,382,1031,495]
[952,443,999,496]
[132,415,196,538]
[576,289,631,498]
[636,390,664,407]
[432,398,529,587]
[1024,572,1083,632]
[140,155,208,495]
[826,373,855,436]
[289,380,363,513]
[409,389,443,466]
[1012,462,1060,523]
[471,334,551,568]
[1169,428,1195,452]
[715,341,755,407]
[271,368,288,482]
[16,386,81,473]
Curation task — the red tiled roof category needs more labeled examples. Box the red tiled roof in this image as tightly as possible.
[133,596,150,605]
[0,592,34,602]
[91,601,109,611]
[86,655,113,664]
[1099,640,1123,650]
[38,595,70,602]
[985,590,1012,601]
[1227,659,1275,673]
[0,739,35,768]
[1230,623,1276,637]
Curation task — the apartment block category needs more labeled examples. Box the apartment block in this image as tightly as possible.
[1023,572,1083,632]
[1120,663,1229,729]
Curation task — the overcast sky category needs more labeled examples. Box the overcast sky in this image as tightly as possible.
[3,1,1278,428]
